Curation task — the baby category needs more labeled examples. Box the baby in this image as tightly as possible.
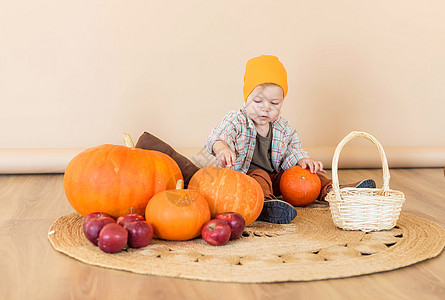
[205,55,375,224]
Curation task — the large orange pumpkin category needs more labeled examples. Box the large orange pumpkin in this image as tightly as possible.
[188,166,264,226]
[64,134,183,218]
[280,166,321,206]
[145,180,211,241]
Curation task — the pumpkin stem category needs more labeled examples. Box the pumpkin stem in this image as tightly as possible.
[123,133,135,148]
[176,179,184,190]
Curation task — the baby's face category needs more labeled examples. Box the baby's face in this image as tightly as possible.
[245,84,284,126]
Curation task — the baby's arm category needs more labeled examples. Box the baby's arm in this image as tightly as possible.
[280,123,325,174]
[205,111,239,167]
[212,141,236,167]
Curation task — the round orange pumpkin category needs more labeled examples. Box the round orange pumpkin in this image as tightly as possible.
[64,134,183,218]
[145,180,211,241]
[280,166,321,206]
[188,166,264,226]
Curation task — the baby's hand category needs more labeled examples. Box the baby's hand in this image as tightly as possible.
[298,158,326,174]
[217,148,236,168]
[213,141,237,168]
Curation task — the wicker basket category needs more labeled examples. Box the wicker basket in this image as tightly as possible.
[325,131,405,232]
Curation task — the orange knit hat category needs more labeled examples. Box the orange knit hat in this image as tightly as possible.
[243,55,288,102]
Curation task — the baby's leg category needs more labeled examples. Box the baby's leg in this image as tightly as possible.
[247,168,297,224]
[246,168,274,198]
[318,174,376,200]
[317,174,333,201]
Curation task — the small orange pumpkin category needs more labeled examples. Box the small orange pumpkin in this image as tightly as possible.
[188,166,264,226]
[64,134,183,218]
[145,180,211,241]
[280,166,321,206]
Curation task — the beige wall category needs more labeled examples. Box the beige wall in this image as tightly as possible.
[1,1,445,170]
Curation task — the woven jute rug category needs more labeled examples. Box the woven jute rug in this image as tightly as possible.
[48,206,445,283]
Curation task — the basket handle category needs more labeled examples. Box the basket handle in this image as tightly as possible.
[331,131,390,197]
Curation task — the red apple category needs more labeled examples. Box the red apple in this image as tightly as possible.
[201,219,231,246]
[83,216,115,246]
[124,221,153,248]
[83,212,113,226]
[215,212,245,240]
[98,223,128,253]
[116,213,145,227]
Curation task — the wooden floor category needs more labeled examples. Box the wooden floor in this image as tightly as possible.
[0,168,444,299]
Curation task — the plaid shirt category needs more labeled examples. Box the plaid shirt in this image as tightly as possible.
[205,104,309,174]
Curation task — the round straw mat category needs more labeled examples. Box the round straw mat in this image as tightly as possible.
[48,206,445,283]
